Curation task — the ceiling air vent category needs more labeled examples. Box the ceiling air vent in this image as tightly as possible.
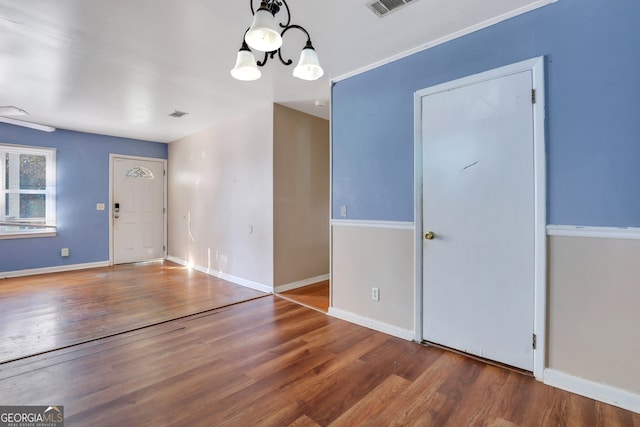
[366,0,418,17]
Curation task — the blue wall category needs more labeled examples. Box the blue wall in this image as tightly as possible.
[332,0,640,227]
[0,123,167,272]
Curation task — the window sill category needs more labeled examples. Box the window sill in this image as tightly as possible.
[0,231,57,240]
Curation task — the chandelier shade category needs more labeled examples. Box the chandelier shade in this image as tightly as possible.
[232,0,324,81]
[293,42,324,81]
[230,42,261,81]
[245,4,282,52]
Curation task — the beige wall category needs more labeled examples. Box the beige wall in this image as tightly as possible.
[548,235,640,394]
[331,224,414,332]
[168,105,274,287]
[273,104,330,287]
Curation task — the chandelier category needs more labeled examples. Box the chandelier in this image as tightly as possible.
[231,0,324,81]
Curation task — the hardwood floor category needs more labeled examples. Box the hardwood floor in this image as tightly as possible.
[280,280,329,312]
[1,295,638,426]
[0,261,267,363]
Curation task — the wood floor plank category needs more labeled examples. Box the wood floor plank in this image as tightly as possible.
[487,418,521,427]
[442,364,525,426]
[243,337,331,381]
[193,332,391,425]
[290,415,322,427]
[359,339,444,382]
[371,350,467,426]
[595,400,640,427]
[280,280,329,312]
[329,374,412,427]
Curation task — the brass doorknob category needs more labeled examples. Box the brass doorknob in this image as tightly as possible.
[424,231,435,240]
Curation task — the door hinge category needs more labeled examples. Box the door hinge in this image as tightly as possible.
[163,169,166,176]
[531,89,536,104]
[163,207,166,214]
[532,333,537,350]
[163,245,166,252]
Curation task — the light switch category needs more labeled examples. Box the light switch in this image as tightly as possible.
[340,205,347,218]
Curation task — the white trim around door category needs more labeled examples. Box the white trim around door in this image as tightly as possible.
[109,154,168,265]
[413,56,547,380]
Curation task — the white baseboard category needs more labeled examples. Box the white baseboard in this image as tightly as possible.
[275,274,329,293]
[0,261,110,279]
[166,256,273,294]
[544,369,640,414]
[328,307,415,341]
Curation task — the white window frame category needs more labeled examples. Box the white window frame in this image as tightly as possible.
[0,143,57,239]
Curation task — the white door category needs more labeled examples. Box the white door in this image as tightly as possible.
[112,157,165,264]
[421,70,535,370]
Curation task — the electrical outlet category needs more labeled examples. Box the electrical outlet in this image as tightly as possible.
[61,248,70,257]
[371,287,380,301]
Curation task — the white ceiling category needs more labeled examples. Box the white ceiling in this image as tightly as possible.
[0,0,553,143]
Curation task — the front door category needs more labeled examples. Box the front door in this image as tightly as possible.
[112,156,165,264]
[420,68,536,371]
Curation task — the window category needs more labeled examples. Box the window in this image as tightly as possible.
[0,144,56,238]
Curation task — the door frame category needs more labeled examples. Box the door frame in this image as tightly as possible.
[413,56,547,379]
[109,154,168,265]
